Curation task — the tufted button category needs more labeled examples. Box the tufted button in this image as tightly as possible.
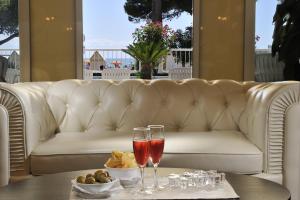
[82,127,88,132]
[161,99,167,106]
[66,103,69,108]
[224,101,229,107]
[111,123,117,131]
[192,100,199,106]
[175,124,182,131]
[207,124,212,131]
[128,99,133,105]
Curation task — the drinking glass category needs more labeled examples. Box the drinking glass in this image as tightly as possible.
[148,125,165,190]
[132,127,150,193]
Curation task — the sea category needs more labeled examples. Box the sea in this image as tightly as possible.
[84,57,136,68]
[105,58,136,68]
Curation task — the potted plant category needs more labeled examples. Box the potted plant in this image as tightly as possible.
[123,22,175,79]
[272,0,300,80]
[123,41,168,79]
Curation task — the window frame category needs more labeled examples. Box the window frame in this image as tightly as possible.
[19,0,256,81]
[77,0,257,81]
[19,0,31,82]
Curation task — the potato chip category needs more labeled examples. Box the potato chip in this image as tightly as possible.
[105,150,137,168]
[112,150,123,160]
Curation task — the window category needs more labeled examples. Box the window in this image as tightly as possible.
[0,0,20,83]
[82,0,193,80]
[255,0,284,82]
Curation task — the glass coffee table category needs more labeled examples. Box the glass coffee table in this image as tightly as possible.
[0,168,290,200]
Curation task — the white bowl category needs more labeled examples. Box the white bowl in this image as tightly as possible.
[104,165,140,180]
[104,165,140,187]
[71,178,118,194]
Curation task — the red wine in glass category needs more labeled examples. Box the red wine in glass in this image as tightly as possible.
[148,125,165,190]
[133,140,150,167]
[132,127,151,193]
[149,139,165,164]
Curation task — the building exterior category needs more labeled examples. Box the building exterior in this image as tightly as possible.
[89,51,105,70]
[8,51,20,70]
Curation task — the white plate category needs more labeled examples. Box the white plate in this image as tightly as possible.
[71,178,119,194]
[72,185,111,199]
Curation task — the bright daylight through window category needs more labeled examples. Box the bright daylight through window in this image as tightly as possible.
[83,0,193,80]
[255,0,283,82]
[0,0,20,83]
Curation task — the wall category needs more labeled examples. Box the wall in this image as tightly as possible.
[30,0,76,81]
[193,0,246,81]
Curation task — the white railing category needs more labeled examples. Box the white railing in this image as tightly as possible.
[101,68,132,80]
[170,48,193,68]
[255,49,284,82]
[83,48,193,79]
[169,67,192,80]
[1,48,285,82]
[83,48,193,69]
[0,48,193,80]
[83,48,135,70]
[0,49,20,58]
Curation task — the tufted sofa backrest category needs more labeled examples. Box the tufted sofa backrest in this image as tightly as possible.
[44,79,257,133]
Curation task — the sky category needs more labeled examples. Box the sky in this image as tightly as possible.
[82,0,192,49]
[0,0,276,50]
[255,0,277,49]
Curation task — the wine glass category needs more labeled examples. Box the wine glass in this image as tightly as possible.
[132,127,151,193]
[148,125,165,190]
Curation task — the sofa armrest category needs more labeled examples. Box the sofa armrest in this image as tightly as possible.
[239,82,300,199]
[0,105,9,186]
[0,83,57,175]
[284,104,300,200]
[240,81,300,174]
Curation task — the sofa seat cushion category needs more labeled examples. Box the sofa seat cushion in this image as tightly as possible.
[31,131,262,175]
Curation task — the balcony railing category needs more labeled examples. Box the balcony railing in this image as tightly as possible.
[0,49,20,58]
[255,49,284,82]
[0,48,286,81]
[83,48,193,68]
[83,48,193,79]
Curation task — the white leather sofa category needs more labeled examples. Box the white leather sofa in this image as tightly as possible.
[0,79,299,199]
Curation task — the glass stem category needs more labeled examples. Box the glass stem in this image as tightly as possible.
[140,166,145,191]
[153,163,158,189]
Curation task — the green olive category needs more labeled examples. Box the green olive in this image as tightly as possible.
[86,173,94,179]
[95,173,106,182]
[94,170,104,176]
[98,175,110,183]
[76,176,85,183]
[85,177,96,184]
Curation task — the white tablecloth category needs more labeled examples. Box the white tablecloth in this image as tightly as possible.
[70,177,239,199]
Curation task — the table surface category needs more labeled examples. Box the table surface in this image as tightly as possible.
[0,168,290,200]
